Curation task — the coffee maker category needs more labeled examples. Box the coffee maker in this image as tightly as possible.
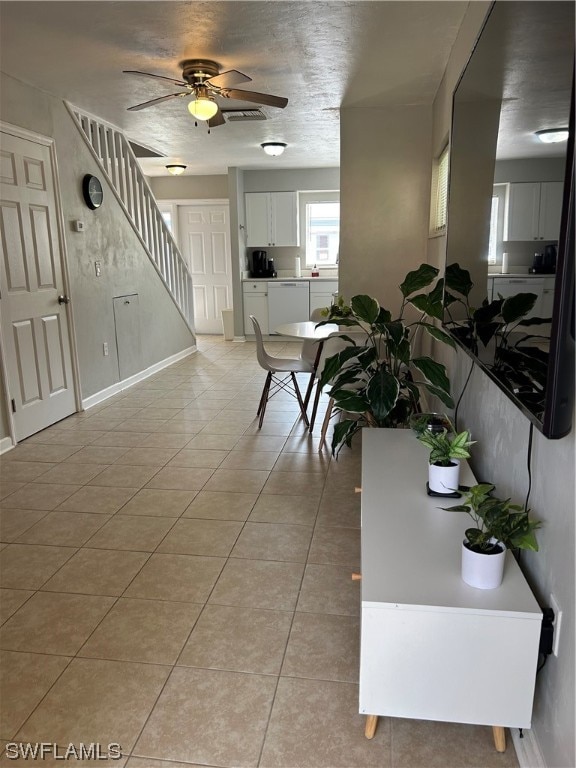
[249,250,267,277]
[248,250,276,278]
[530,243,557,274]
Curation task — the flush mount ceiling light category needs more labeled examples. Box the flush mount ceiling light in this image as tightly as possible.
[535,128,569,144]
[187,87,219,121]
[261,142,287,157]
[166,164,187,176]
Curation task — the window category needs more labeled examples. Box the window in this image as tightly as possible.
[299,192,340,267]
[157,203,178,245]
[430,144,449,235]
[160,211,173,232]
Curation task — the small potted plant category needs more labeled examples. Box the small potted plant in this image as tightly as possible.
[417,425,475,495]
[442,483,541,589]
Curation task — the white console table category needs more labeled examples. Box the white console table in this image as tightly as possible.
[359,429,542,752]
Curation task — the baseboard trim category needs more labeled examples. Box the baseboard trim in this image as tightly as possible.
[233,335,246,343]
[0,436,14,454]
[82,346,197,410]
[511,727,546,768]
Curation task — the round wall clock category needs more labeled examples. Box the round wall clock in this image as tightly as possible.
[82,174,103,210]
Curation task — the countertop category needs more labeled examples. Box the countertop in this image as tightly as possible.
[488,272,555,278]
[242,276,338,283]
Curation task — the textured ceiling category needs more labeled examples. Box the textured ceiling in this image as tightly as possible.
[0,1,469,175]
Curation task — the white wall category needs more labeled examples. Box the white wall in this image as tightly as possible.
[243,168,339,193]
[339,105,433,312]
[148,174,228,200]
[428,6,575,768]
[0,73,195,420]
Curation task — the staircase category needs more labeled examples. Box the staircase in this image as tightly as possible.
[67,104,194,333]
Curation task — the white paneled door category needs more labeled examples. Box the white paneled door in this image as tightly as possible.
[178,204,232,334]
[0,131,76,441]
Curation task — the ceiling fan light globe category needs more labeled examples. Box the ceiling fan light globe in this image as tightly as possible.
[188,97,219,121]
[261,142,287,157]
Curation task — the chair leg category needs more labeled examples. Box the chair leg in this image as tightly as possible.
[257,371,271,416]
[258,372,272,428]
[318,397,334,451]
[308,380,323,433]
[303,371,316,410]
[291,373,310,427]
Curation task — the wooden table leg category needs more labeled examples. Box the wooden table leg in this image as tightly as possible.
[492,726,506,752]
[365,715,378,739]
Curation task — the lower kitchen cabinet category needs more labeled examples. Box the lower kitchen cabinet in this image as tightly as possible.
[491,276,556,320]
[242,279,339,335]
[309,280,339,314]
[243,282,269,335]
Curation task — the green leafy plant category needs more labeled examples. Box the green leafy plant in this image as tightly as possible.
[417,426,475,466]
[443,263,549,416]
[442,483,541,553]
[318,264,455,455]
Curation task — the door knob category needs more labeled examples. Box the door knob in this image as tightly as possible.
[57,295,70,305]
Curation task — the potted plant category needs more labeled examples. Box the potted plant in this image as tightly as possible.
[318,264,456,455]
[417,425,475,495]
[442,483,541,589]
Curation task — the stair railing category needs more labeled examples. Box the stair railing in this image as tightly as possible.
[66,103,194,333]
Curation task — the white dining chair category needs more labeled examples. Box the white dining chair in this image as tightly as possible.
[250,315,314,428]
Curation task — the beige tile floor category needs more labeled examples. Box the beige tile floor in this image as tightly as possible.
[0,337,518,768]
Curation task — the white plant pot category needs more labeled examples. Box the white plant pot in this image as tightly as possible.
[461,540,506,589]
[428,460,460,494]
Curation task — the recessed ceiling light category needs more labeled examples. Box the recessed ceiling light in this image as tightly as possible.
[261,142,287,157]
[166,165,187,175]
[535,128,569,144]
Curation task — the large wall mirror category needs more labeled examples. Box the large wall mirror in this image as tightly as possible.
[444,0,575,438]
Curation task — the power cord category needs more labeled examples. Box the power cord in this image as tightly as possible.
[537,651,549,674]
[524,421,534,512]
[454,357,475,431]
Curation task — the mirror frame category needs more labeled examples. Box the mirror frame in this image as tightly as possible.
[443,1,575,439]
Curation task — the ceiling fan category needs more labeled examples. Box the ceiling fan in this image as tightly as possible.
[123,59,288,128]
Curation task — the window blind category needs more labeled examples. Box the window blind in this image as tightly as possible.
[430,145,449,234]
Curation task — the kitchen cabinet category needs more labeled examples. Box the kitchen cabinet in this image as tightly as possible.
[540,276,556,319]
[491,276,555,320]
[359,430,541,748]
[243,281,269,335]
[506,181,563,241]
[309,280,339,314]
[243,279,339,335]
[245,192,298,247]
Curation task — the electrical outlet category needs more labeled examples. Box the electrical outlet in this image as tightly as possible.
[550,594,562,657]
[103,342,109,356]
[95,261,102,277]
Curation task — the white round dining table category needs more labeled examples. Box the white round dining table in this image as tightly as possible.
[273,321,339,340]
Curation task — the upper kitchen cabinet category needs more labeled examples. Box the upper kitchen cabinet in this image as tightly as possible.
[246,192,298,247]
[506,181,563,241]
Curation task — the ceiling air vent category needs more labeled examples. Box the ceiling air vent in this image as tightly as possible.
[223,109,267,122]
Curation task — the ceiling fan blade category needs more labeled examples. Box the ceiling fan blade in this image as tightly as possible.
[208,110,226,128]
[206,69,252,88]
[222,89,288,109]
[123,70,187,87]
[127,93,183,111]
